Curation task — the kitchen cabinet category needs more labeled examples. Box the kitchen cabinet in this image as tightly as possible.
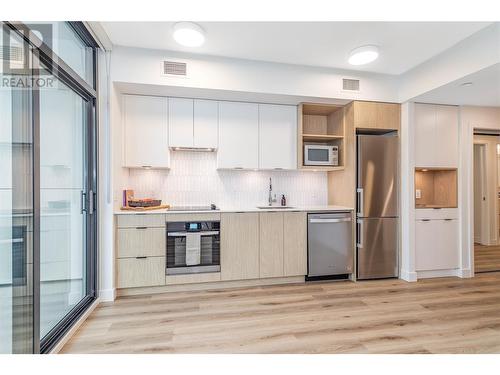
[217,101,259,169]
[168,97,193,148]
[415,218,459,272]
[194,99,218,148]
[415,103,459,168]
[115,214,166,288]
[259,104,297,169]
[220,212,260,280]
[116,227,165,258]
[283,211,308,276]
[123,95,169,168]
[259,212,284,278]
[117,257,166,288]
[168,98,218,149]
[353,101,400,131]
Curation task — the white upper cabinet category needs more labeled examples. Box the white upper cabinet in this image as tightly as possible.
[168,98,218,149]
[415,103,459,168]
[435,105,459,167]
[258,104,297,169]
[123,95,169,169]
[217,101,259,169]
[168,97,193,148]
[193,99,218,149]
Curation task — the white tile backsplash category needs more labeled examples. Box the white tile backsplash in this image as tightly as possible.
[124,151,327,208]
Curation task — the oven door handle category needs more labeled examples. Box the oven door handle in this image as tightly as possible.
[167,231,220,237]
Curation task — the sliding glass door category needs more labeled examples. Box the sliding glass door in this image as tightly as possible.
[39,69,88,340]
[0,27,35,354]
[0,21,98,353]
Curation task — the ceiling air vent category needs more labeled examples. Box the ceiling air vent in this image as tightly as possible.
[163,61,187,76]
[342,78,360,91]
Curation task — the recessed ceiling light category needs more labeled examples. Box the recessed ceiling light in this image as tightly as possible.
[460,82,473,88]
[348,45,379,66]
[173,22,205,47]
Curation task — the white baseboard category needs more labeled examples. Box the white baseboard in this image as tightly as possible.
[458,268,473,278]
[50,298,100,354]
[400,269,417,282]
[416,269,460,279]
[99,288,116,302]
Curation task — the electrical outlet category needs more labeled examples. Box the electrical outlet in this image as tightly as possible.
[415,189,421,199]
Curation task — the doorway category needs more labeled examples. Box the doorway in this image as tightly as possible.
[473,133,500,273]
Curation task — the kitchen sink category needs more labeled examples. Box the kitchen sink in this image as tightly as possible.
[256,206,296,210]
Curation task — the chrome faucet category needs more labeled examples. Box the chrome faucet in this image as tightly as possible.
[268,177,276,206]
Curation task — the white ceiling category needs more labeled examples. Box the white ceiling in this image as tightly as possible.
[101,22,490,75]
[414,63,500,107]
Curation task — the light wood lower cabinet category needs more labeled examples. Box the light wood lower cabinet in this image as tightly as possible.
[116,227,165,258]
[259,212,284,278]
[221,213,260,281]
[283,212,307,276]
[117,256,166,288]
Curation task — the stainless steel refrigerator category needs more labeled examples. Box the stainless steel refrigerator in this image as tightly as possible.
[356,133,399,279]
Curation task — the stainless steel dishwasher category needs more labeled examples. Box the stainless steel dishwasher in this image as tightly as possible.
[307,212,353,279]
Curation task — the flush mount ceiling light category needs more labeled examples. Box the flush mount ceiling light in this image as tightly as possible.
[173,22,205,47]
[348,45,379,66]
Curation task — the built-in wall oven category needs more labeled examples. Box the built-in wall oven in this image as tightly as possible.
[166,220,220,275]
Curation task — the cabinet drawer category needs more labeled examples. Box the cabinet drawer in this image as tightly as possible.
[116,214,166,228]
[116,227,165,258]
[415,208,458,220]
[116,256,165,288]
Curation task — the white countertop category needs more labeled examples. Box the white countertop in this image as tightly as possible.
[114,205,353,215]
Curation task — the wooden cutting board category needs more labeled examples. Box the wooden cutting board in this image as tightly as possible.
[120,204,170,211]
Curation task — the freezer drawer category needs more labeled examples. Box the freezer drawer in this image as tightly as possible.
[357,217,398,279]
[307,212,353,277]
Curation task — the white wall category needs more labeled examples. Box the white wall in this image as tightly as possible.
[98,49,115,302]
[110,46,400,103]
[400,102,417,281]
[399,23,500,103]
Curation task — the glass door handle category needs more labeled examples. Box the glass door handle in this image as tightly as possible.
[88,190,94,214]
[80,191,87,214]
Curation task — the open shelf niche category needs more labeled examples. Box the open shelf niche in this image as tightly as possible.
[415,168,458,208]
[298,103,345,171]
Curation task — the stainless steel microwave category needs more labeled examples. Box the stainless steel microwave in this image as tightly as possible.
[304,145,339,166]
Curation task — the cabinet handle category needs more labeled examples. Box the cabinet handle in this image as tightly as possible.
[135,256,147,259]
[444,219,453,221]
[421,219,431,222]
[136,226,147,230]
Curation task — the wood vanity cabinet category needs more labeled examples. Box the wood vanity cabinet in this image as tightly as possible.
[353,101,400,131]
[220,212,260,281]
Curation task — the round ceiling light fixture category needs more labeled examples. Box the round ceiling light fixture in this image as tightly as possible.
[173,22,205,47]
[348,45,379,66]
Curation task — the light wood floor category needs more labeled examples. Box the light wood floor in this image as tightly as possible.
[62,273,500,354]
[475,244,500,273]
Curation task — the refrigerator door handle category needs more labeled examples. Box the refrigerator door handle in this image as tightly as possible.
[356,188,364,217]
[356,219,363,248]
